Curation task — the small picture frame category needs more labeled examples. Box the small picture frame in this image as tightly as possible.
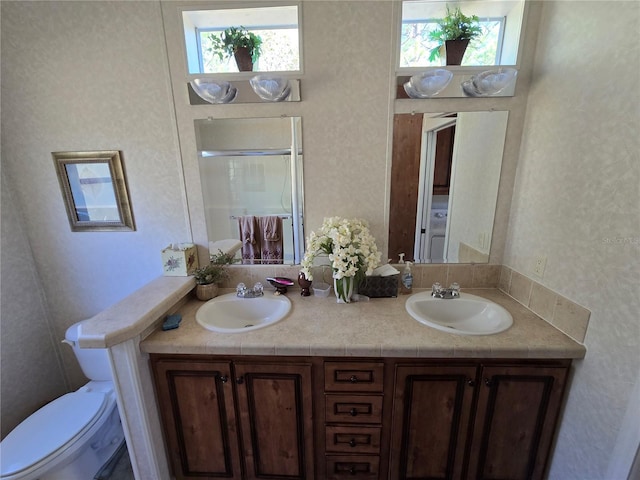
[52,150,135,232]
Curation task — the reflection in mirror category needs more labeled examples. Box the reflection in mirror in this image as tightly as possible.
[388,111,508,264]
[196,117,304,265]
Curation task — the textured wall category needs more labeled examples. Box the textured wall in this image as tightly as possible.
[0,174,68,437]
[504,1,640,477]
[0,1,190,389]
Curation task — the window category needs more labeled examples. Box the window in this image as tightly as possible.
[400,17,504,67]
[182,5,301,74]
[399,1,525,68]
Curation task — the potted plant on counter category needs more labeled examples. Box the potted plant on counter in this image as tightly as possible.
[207,26,262,71]
[429,6,482,65]
[193,249,236,301]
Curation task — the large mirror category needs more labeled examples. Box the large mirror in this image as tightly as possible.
[388,110,508,263]
[195,117,304,265]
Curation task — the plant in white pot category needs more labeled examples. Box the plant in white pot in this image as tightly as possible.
[193,250,236,301]
[429,6,482,65]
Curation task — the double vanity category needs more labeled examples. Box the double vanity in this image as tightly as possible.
[81,275,587,480]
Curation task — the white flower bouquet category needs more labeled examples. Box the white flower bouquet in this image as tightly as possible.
[301,217,381,302]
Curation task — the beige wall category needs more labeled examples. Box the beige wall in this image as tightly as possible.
[0,1,190,392]
[0,174,68,437]
[504,1,640,477]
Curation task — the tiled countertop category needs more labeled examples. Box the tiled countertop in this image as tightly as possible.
[140,288,586,359]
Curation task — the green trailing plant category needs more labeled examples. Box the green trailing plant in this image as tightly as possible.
[193,249,236,285]
[207,26,263,64]
[429,6,482,62]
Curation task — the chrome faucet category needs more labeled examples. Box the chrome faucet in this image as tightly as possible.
[431,282,460,299]
[236,282,264,298]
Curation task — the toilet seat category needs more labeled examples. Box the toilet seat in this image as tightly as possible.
[0,391,108,478]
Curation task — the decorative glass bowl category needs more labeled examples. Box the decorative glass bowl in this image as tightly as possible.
[404,69,454,98]
[250,75,291,102]
[463,68,518,97]
[190,79,237,104]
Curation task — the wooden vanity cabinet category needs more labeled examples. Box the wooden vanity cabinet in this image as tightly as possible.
[321,361,386,480]
[150,355,314,480]
[151,355,570,480]
[389,364,477,480]
[388,361,570,480]
[465,364,570,480]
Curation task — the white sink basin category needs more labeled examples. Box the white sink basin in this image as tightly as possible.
[405,292,513,335]
[196,293,291,333]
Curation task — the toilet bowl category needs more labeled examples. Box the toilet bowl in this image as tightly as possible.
[0,321,125,480]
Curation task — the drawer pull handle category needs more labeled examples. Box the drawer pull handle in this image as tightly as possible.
[349,438,357,447]
[349,408,358,417]
[349,466,357,475]
[349,375,358,383]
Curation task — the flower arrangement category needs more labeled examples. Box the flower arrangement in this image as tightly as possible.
[301,217,381,302]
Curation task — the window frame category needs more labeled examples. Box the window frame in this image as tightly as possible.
[399,15,507,68]
[181,2,303,77]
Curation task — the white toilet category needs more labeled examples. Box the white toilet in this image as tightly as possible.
[0,321,125,480]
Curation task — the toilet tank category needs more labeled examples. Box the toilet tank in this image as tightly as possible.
[64,321,113,381]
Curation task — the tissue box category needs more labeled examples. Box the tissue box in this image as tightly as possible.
[161,243,198,276]
[358,274,399,298]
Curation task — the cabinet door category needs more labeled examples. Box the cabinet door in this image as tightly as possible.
[152,359,242,479]
[233,362,314,479]
[466,365,569,480]
[389,365,477,480]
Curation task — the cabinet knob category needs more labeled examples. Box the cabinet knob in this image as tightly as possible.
[349,466,357,475]
[236,376,245,385]
[218,375,228,384]
[349,375,358,383]
[467,378,475,387]
[349,438,357,447]
[484,377,493,387]
[349,408,358,417]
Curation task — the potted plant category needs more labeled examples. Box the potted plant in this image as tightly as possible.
[429,6,482,65]
[207,26,262,72]
[193,249,236,301]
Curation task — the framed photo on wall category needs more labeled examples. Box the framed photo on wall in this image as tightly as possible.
[52,150,135,232]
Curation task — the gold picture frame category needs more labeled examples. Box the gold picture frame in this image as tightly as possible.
[53,150,135,232]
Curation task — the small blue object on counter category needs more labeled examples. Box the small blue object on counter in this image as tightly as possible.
[162,314,182,331]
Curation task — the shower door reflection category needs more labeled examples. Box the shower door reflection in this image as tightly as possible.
[196,117,304,264]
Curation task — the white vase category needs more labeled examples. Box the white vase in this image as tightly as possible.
[333,276,354,303]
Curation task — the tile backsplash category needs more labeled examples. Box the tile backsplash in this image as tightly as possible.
[499,266,590,343]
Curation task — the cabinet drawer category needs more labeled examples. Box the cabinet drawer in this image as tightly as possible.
[325,395,383,424]
[325,362,384,392]
[326,455,380,479]
[326,425,381,454]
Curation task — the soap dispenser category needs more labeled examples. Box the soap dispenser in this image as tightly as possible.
[400,261,413,294]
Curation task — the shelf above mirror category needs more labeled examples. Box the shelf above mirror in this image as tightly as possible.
[396,67,516,99]
[188,78,301,105]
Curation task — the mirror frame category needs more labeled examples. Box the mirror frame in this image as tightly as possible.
[52,150,135,232]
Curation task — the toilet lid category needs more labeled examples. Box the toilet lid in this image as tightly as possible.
[0,391,108,477]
